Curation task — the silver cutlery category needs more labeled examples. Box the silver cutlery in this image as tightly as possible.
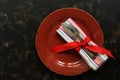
[62,23,96,59]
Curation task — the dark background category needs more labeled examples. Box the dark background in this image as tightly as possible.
[0,0,120,80]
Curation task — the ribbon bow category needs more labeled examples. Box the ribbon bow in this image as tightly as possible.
[51,36,114,59]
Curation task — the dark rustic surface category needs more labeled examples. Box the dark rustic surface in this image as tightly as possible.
[0,0,120,80]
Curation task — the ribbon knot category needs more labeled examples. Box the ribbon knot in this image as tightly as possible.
[73,37,90,51]
[51,36,114,59]
[79,37,90,46]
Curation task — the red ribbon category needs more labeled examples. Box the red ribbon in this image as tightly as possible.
[51,37,114,59]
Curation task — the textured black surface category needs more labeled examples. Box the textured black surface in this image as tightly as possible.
[0,0,120,80]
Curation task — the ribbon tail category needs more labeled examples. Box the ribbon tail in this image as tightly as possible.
[51,42,80,53]
[85,46,115,59]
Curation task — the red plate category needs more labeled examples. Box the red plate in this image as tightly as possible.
[36,8,104,76]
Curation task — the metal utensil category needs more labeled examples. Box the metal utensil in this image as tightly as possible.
[62,23,95,59]
[62,23,79,41]
[60,23,98,70]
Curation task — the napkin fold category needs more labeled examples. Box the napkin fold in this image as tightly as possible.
[52,18,114,70]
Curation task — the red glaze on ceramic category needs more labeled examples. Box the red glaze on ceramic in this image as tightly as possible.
[36,8,104,76]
